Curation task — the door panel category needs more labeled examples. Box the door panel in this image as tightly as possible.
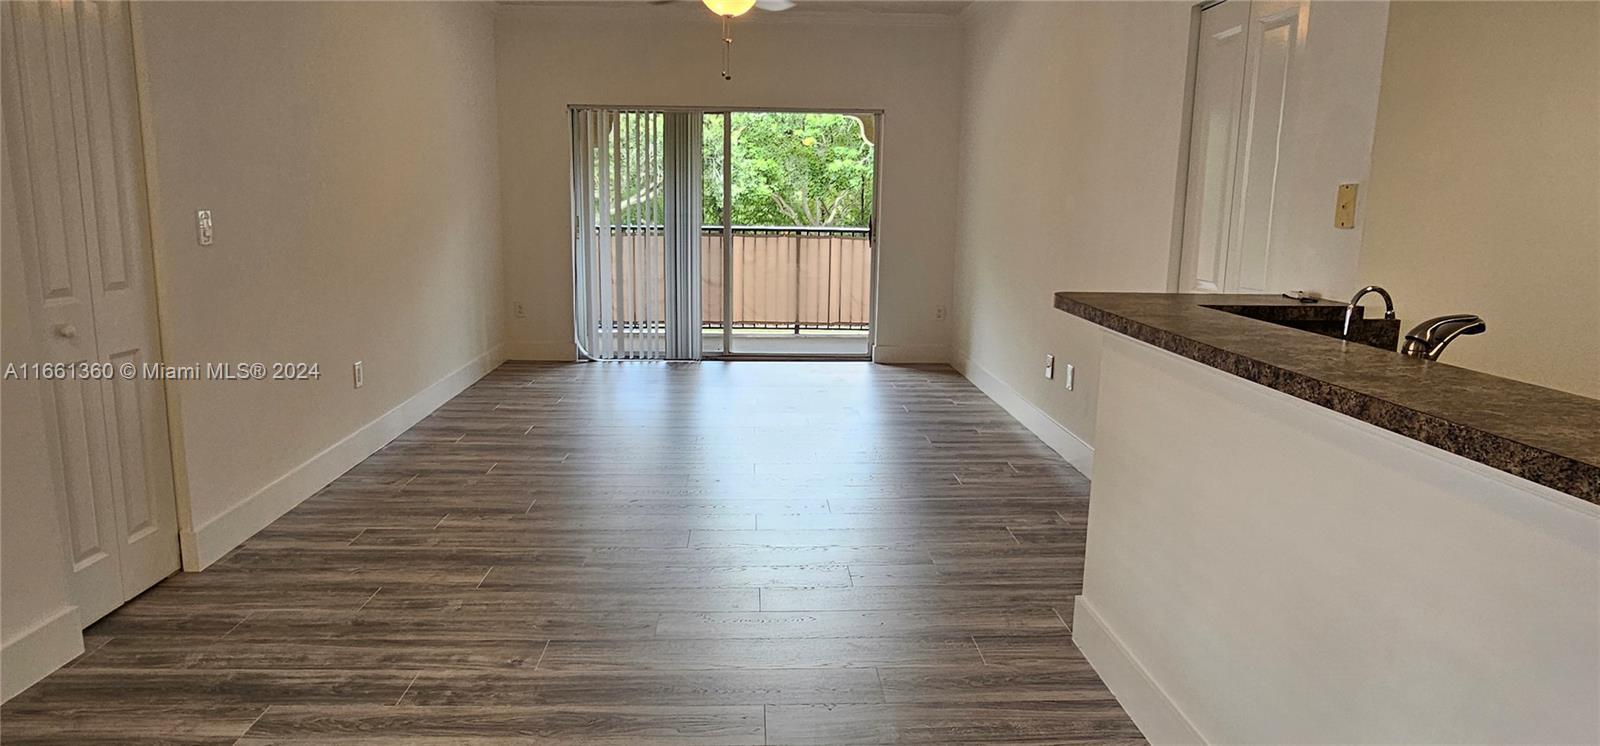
[1178,0,1249,293]
[723,111,874,357]
[1227,3,1301,293]
[1,0,179,624]
[48,378,104,558]
[74,1,181,597]
[108,349,153,535]
[47,375,122,611]
[1180,0,1387,295]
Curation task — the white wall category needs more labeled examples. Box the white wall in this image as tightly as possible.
[1358,1,1600,398]
[1077,335,1600,744]
[496,4,962,363]
[952,1,1195,460]
[130,1,505,566]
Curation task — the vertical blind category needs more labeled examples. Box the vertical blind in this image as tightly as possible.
[571,108,702,361]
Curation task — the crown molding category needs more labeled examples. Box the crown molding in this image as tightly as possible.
[496,1,967,29]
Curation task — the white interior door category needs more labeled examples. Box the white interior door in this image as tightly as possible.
[1178,0,1250,293]
[1178,0,1389,296]
[2,0,180,624]
[1225,0,1300,293]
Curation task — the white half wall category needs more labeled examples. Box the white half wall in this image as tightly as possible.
[1078,334,1600,744]
[495,4,962,362]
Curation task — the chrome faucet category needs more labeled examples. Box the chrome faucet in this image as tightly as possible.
[1400,314,1486,360]
[1342,285,1396,339]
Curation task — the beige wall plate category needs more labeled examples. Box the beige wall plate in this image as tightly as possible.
[1335,183,1359,229]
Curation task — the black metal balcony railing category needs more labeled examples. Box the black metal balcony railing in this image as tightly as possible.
[604,225,872,333]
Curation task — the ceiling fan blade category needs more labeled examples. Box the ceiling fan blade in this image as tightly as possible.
[754,0,795,11]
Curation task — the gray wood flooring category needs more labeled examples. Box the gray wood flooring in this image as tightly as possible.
[0,362,1142,745]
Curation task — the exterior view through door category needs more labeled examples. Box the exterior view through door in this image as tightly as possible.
[571,108,879,359]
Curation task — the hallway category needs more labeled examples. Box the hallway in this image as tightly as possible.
[0,362,1140,744]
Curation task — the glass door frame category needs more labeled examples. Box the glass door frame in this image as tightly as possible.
[571,104,881,361]
[708,108,881,360]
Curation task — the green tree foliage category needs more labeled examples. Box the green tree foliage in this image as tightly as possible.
[703,112,874,228]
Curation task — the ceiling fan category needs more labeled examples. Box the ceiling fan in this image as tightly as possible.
[649,0,797,15]
[650,0,797,79]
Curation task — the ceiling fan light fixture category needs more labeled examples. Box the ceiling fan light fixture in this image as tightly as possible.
[702,0,757,17]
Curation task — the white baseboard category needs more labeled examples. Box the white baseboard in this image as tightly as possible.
[951,356,1094,478]
[0,605,82,702]
[188,345,506,568]
[1073,596,1206,745]
[872,343,948,364]
[505,339,576,361]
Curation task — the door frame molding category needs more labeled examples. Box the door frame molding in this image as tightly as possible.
[127,2,200,571]
[1165,1,1213,293]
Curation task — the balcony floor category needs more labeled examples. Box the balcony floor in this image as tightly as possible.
[705,330,869,357]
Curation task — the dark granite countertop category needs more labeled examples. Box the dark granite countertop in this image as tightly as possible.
[1055,292,1600,504]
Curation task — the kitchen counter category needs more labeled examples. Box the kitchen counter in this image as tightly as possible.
[1055,291,1600,503]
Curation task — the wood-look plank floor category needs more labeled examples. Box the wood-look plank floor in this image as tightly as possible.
[0,362,1142,745]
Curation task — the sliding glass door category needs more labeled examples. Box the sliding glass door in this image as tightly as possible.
[720,112,876,357]
[572,107,879,361]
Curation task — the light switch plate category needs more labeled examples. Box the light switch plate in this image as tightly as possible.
[1064,363,1075,391]
[1044,354,1055,380]
[1335,184,1358,229]
[196,209,214,246]
[353,361,364,389]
